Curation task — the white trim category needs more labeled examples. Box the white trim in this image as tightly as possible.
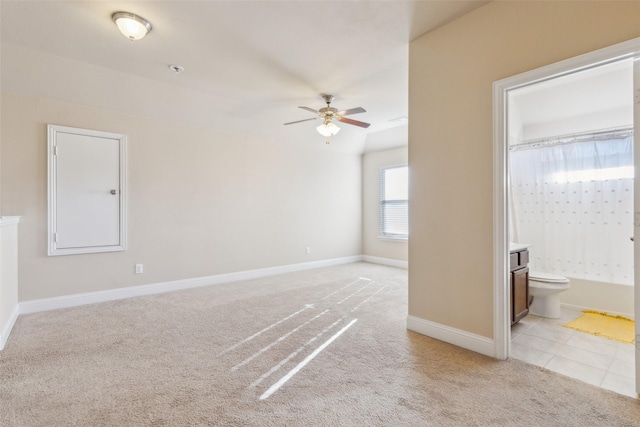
[0,216,21,227]
[0,218,20,350]
[377,236,408,242]
[634,51,640,394]
[19,256,364,315]
[362,255,408,269]
[47,124,127,256]
[406,315,496,358]
[493,37,640,362]
[0,305,20,351]
[493,78,510,361]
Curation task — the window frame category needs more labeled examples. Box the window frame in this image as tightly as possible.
[379,164,409,241]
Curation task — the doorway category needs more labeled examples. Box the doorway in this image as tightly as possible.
[493,37,640,395]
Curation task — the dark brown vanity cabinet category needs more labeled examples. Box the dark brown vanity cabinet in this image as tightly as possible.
[510,248,529,325]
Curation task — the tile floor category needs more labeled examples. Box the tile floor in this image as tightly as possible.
[511,307,637,398]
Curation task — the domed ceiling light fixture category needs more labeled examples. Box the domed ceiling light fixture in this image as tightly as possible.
[112,12,152,41]
[316,119,341,137]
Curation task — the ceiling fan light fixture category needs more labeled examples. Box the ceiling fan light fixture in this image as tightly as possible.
[317,122,340,137]
[112,12,152,40]
[285,95,368,137]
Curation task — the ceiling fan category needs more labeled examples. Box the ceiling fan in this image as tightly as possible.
[284,94,370,137]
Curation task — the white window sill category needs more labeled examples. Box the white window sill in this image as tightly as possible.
[378,235,408,242]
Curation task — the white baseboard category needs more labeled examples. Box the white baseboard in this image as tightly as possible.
[560,303,634,320]
[19,255,364,315]
[0,304,20,351]
[362,255,408,269]
[406,315,496,358]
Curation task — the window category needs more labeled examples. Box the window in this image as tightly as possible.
[380,166,408,239]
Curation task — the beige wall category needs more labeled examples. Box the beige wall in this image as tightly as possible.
[409,1,640,338]
[362,144,408,261]
[1,92,362,301]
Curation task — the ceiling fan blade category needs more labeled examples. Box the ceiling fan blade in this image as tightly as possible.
[337,116,371,128]
[284,117,319,125]
[298,106,319,114]
[336,107,366,116]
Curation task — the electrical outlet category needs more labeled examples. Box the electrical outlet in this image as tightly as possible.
[305,247,311,255]
[135,264,144,274]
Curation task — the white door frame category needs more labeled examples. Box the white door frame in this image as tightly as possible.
[492,36,640,391]
[633,56,640,394]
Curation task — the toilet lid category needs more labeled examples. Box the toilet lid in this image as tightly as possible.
[529,271,569,283]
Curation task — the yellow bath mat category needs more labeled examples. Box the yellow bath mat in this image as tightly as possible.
[563,311,635,344]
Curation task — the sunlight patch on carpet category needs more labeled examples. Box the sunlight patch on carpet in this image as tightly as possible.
[562,310,635,344]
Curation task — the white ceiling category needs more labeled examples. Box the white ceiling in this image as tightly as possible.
[0,1,487,153]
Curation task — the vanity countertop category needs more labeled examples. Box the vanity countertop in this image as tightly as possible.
[509,242,531,253]
[0,216,21,227]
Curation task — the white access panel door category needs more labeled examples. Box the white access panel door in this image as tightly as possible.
[48,125,127,256]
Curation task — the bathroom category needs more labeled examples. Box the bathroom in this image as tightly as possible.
[507,59,636,397]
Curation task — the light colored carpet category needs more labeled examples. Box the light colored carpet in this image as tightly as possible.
[0,262,638,426]
[563,310,635,344]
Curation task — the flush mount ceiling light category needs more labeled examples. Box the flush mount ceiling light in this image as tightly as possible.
[112,12,152,41]
[316,120,340,137]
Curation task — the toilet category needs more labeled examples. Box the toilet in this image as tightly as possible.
[528,271,570,318]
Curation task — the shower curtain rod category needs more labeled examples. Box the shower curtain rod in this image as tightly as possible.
[509,126,634,152]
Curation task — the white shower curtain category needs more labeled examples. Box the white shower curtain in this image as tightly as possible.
[509,135,634,286]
